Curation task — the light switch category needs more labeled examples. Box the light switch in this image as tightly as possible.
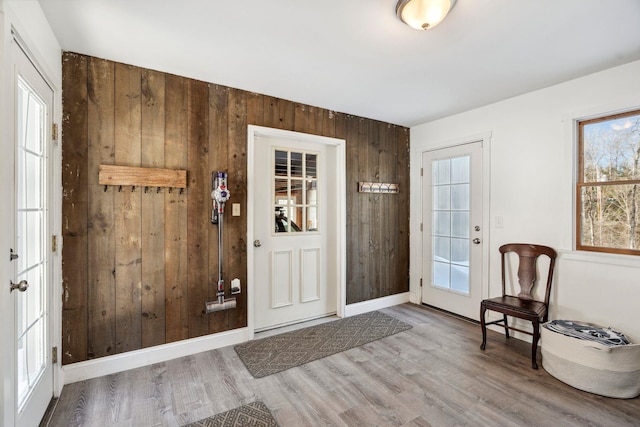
[232,203,241,216]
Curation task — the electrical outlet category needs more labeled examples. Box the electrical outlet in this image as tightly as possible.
[232,203,241,216]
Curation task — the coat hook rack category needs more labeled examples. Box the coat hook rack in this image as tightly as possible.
[358,181,399,194]
[99,165,187,194]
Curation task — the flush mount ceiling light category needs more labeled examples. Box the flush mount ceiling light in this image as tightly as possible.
[396,0,457,30]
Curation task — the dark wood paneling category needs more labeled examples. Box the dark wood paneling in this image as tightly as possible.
[87,57,116,358]
[114,63,143,353]
[61,52,410,364]
[61,53,88,365]
[186,78,210,338]
[164,74,189,343]
[141,69,166,348]
[225,88,248,330]
[396,127,410,293]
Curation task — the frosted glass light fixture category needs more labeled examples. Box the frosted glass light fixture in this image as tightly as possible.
[396,0,457,30]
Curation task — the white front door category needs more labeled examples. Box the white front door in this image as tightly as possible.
[10,42,54,427]
[252,131,339,331]
[421,141,484,320]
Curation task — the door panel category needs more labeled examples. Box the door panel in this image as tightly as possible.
[422,142,483,320]
[12,41,54,427]
[254,134,337,331]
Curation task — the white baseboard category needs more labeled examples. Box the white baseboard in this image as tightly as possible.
[344,292,410,317]
[61,327,249,385]
[61,293,411,384]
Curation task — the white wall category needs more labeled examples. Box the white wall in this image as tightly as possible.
[410,60,640,339]
[0,1,62,425]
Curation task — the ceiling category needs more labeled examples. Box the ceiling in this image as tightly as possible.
[38,0,640,127]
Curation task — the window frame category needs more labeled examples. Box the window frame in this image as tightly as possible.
[576,108,640,256]
[272,146,320,235]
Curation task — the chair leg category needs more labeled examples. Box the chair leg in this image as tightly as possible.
[480,304,487,350]
[531,320,540,369]
[503,314,510,339]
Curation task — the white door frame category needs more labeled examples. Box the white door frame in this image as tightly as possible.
[410,131,492,312]
[247,125,346,339]
[1,27,62,426]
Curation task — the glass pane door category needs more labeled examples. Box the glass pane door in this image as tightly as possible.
[16,76,48,409]
[431,155,471,294]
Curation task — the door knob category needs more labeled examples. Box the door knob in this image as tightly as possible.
[473,238,481,244]
[10,280,29,293]
[254,240,262,247]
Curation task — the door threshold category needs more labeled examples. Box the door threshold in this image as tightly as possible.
[255,313,338,338]
[421,303,479,325]
[39,397,59,427]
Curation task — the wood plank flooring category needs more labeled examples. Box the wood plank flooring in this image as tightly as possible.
[45,304,640,426]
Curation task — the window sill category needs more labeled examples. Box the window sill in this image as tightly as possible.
[558,249,640,268]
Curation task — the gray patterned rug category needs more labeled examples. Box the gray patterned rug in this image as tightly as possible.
[183,401,278,427]
[235,311,412,378]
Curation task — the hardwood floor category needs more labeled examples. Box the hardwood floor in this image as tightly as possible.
[45,304,640,426]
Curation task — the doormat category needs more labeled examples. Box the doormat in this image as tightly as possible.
[235,311,412,378]
[183,401,278,427]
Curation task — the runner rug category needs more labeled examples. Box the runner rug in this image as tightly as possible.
[235,311,412,378]
[183,401,278,427]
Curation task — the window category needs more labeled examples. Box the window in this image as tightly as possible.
[273,148,319,234]
[577,109,640,255]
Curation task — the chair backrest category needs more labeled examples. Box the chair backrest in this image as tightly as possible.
[499,243,557,305]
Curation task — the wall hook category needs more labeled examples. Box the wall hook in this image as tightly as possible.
[168,187,172,193]
[156,187,161,193]
[131,186,136,192]
[118,185,123,192]
[179,188,184,195]
[144,186,149,193]
[104,185,108,192]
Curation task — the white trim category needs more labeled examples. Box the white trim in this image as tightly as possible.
[409,131,492,320]
[558,249,640,268]
[561,97,640,254]
[344,292,411,317]
[61,328,249,384]
[247,125,347,339]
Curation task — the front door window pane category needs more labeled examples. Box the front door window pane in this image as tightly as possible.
[16,77,47,408]
[431,155,471,295]
[273,148,319,234]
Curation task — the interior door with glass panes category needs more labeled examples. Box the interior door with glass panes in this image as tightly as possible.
[253,134,336,331]
[421,141,483,320]
[11,41,54,427]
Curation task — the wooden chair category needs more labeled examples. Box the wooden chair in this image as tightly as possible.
[480,243,557,369]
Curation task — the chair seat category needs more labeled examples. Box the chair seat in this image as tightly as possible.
[482,296,547,320]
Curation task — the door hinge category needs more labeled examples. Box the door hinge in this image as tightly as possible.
[420,167,423,177]
[420,278,423,287]
[52,123,59,142]
[52,235,58,253]
[52,346,58,364]
[420,223,423,232]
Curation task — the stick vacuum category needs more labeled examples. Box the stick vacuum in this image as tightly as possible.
[206,171,237,313]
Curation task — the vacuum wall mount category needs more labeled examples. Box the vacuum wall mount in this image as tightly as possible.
[206,171,237,313]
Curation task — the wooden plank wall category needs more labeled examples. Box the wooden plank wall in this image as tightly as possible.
[61,52,410,365]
